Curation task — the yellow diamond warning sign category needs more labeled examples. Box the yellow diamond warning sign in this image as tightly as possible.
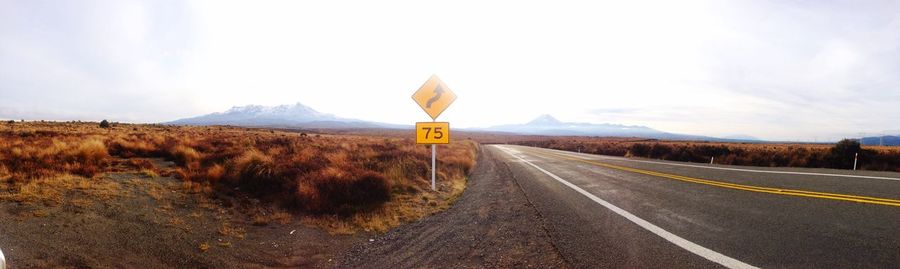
[412,75,456,120]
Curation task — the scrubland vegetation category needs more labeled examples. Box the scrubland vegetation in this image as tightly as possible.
[0,121,476,232]
[511,137,900,172]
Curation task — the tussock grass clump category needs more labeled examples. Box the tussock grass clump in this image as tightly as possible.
[109,137,160,158]
[226,149,278,193]
[170,145,201,169]
[205,164,225,183]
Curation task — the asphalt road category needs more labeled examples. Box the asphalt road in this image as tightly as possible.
[339,145,900,268]
[493,145,900,268]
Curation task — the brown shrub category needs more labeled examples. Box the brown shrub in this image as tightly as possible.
[174,168,191,181]
[108,137,158,157]
[75,139,109,160]
[226,149,278,192]
[206,164,225,183]
[297,167,391,214]
[0,136,111,179]
[170,145,200,169]
[126,158,156,170]
[0,164,10,182]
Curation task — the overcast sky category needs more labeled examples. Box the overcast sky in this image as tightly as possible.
[2,0,899,141]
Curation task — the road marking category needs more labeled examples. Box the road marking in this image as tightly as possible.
[524,148,900,207]
[496,146,759,269]
[546,148,900,181]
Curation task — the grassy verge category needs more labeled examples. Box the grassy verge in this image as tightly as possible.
[0,121,477,233]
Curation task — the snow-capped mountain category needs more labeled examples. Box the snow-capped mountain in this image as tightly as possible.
[476,114,724,140]
[167,103,402,128]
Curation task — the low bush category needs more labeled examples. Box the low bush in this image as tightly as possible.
[170,145,201,169]
[298,167,391,213]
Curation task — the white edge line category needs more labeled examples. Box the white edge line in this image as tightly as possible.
[496,145,759,269]
[538,147,900,181]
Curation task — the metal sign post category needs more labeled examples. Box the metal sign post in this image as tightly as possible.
[412,75,456,191]
[432,144,436,190]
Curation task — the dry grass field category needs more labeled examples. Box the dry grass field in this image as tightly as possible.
[507,136,900,172]
[0,121,477,233]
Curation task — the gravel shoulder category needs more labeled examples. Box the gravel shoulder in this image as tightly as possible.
[336,146,568,268]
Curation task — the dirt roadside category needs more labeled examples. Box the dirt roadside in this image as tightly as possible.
[0,160,363,268]
[336,146,569,268]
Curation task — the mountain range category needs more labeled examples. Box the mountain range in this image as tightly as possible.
[474,114,734,141]
[167,103,760,141]
[168,103,404,129]
[860,135,900,146]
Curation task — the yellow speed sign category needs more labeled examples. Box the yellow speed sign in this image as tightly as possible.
[416,122,450,144]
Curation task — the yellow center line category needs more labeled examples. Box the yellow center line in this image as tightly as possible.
[521,149,900,207]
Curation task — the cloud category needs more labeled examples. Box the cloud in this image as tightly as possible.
[1,0,899,141]
[627,1,900,140]
[589,108,641,116]
[0,0,197,122]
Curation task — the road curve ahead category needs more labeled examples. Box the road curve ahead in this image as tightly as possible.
[493,145,900,268]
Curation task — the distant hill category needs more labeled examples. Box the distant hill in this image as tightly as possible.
[472,114,746,141]
[476,114,663,137]
[860,135,900,146]
[167,103,405,129]
[170,107,768,142]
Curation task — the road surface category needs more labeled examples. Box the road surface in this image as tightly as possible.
[342,145,900,268]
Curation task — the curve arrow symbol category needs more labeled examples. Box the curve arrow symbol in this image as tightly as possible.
[426,84,444,109]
